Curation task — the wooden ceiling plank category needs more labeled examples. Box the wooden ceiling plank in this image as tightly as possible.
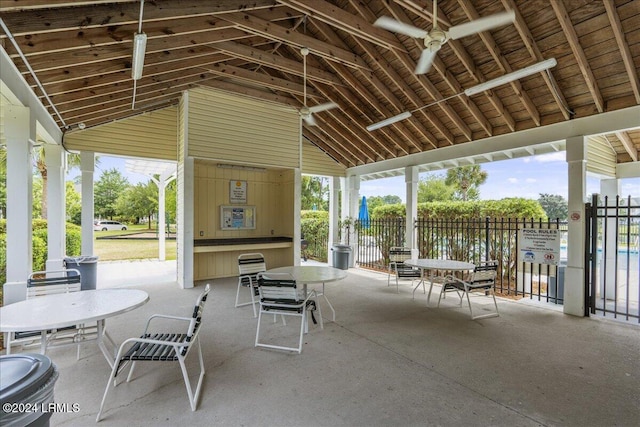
[603,0,640,105]
[615,131,638,162]
[218,12,371,71]
[277,0,407,52]
[374,1,471,142]
[39,53,230,96]
[303,129,354,168]
[304,126,359,167]
[63,100,180,131]
[385,0,512,134]
[199,62,322,99]
[457,0,541,127]
[502,0,571,121]
[0,0,280,34]
[550,0,604,113]
[213,40,344,86]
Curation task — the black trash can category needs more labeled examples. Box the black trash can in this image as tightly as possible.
[0,354,59,427]
[64,255,99,290]
[331,244,352,270]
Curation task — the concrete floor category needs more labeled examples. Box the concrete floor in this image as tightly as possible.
[34,261,640,426]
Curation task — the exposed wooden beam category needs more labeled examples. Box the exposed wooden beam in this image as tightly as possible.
[277,0,407,52]
[615,132,638,162]
[502,0,570,121]
[550,0,604,113]
[218,12,371,71]
[603,0,640,105]
[0,0,279,34]
[457,0,541,127]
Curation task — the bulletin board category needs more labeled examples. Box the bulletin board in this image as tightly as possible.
[220,205,256,230]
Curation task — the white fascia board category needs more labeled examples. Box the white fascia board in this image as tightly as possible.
[0,46,62,144]
[350,105,640,179]
[616,162,640,179]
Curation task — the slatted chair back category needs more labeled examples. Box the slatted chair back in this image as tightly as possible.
[468,261,498,288]
[388,247,421,293]
[181,283,211,356]
[257,273,304,308]
[236,253,267,316]
[238,253,266,286]
[27,269,81,298]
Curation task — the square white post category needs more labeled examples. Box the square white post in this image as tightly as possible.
[80,151,95,256]
[45,143,66,270]
[4,106,33,304]
[328,177,341,267]
[405,166,419,256]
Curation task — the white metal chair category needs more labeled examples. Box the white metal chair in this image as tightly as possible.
[255,272,322,354]
[4,269,85,356]
[437,261,499,320]
[235,253,266,317]
[96,284,211,422]
[387,247,422,293]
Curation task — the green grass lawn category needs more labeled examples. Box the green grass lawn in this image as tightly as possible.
[93,225,177,261]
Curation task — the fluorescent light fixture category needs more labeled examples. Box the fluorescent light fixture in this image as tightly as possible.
[464,58,557,96]
[366,111,412,131]
[217,163,266,172]
[131,32,147,80]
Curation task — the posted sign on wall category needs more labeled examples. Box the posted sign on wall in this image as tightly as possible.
[518,228,561,265]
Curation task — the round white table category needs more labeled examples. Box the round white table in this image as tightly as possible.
[265,266,347,321]
[0,289,149,367]
[404,259,475,304]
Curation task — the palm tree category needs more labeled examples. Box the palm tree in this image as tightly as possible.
[33,146,83,219]
[445,165,488,201]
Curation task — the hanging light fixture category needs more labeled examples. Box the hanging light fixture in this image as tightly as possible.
[131,32,147,80]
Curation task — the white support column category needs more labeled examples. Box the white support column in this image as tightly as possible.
[293,169,302,266]
[348,175,360,267]
[600,178,621,300]
[564,136,587,317]
[45,143,66,271]
[80,151,95,256]
[3,106,33,305]
[177,156,194,289]
[150,171,176,261]
[328,177,340,267]
[405,166,419,255]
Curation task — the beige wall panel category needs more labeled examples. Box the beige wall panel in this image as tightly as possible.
[186,88,299,169]
[194,248,293,281]
[65,107,177,160]
[587,136,616,177]
[302,140,346,177]
[192,160,295,278]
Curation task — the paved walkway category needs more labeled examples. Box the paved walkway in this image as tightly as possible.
[97,259,177,288]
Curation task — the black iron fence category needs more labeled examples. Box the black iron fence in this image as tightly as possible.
[355,217,566,304]
[586,194,640,322]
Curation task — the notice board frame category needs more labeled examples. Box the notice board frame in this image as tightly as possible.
[220,205,256,230]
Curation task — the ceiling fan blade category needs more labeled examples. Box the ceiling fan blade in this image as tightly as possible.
[448,10,515,40]
[415,49,437,75]
[308,102,338,114]
[374,16,427,39]
[303,114,317,126]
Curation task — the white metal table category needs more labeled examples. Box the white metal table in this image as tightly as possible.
[404,259,475,304]
[265,266,347,321]
[0,289,149,367]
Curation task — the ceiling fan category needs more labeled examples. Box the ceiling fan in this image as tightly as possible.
[374,0,515,74]
[298,47,338,125]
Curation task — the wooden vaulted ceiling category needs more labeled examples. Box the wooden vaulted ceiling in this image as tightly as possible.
[1,0,639,167]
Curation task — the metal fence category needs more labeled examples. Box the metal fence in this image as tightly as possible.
[586,194,640,322]
[355,217,566,304]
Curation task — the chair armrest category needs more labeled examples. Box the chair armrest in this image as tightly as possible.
[143,314,192,334]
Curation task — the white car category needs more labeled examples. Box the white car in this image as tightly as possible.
[93,220,127,231]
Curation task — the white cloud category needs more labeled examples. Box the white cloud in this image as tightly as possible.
[533,152,565,163]
[507,178,518,184]
[526,178,537,183]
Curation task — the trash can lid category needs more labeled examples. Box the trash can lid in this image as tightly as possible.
[0,354,55,403]
[64,255,99,263]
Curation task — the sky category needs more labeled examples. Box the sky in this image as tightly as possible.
[84,153,640,202]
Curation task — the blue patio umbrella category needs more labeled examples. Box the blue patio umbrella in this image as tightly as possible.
[358,196,370,229]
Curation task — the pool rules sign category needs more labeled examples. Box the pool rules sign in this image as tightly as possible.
[518,228,561,265]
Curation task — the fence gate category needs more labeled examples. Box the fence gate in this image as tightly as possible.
[585,194,640,323]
